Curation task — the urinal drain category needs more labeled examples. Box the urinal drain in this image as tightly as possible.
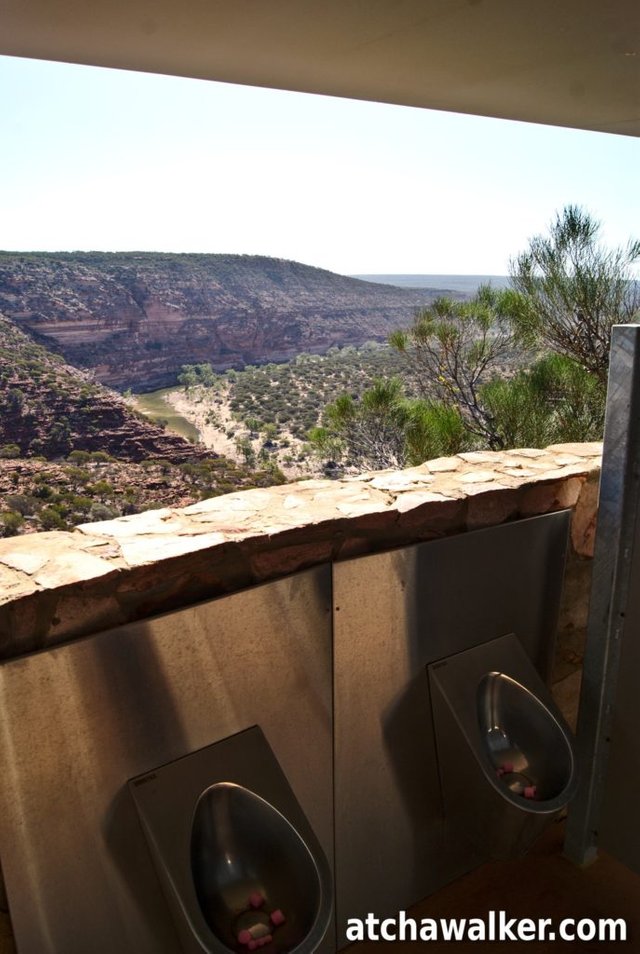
[497,769,538,800]
[234,893,287,949]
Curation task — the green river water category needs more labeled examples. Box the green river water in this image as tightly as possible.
[132,387,200,443]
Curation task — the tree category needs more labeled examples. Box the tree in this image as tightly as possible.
[509,205,640,385]
[481,353,605,449]
[235,436,256,467]
[309,378,409,471]
[178,365,199,390]
[308,378,471,472]
[389,285,521,450]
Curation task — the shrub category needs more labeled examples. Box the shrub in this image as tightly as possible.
[39,507,67,531]
[4,494,36,516]
[0,444,21,459]
[88,503,118,521]
[0,511,24,536]
[67,449,92,464]
[89,451,116,463]
[88,480,115,498]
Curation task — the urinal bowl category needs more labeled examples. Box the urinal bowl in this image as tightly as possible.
[129,727,334,954]
[429,634,577,861]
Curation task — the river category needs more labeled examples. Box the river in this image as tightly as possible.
[132,387,201,443]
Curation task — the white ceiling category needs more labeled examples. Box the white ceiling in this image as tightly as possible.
[1,0,639,136]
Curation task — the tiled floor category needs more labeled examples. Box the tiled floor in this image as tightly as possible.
[2,820,639,952]
[354,820,640,952]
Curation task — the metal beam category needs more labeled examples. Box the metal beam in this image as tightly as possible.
[565,324,640,864]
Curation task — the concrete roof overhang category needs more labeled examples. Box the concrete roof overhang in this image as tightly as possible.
[1,0,638,136]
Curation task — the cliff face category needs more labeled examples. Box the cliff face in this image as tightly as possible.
[0,314,208,463]
[0,252,440,389]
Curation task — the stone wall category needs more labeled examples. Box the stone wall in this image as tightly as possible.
[0,444,601,684]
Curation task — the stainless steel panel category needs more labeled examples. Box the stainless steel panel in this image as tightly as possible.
[333,512,570,936]
[565,324,640,868]
[0,567,334,954]
[599,482,640,872]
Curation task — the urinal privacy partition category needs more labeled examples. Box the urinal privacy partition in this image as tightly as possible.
[0,567,334,954]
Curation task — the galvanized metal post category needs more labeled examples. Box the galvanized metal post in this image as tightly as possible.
[564,324,640,865]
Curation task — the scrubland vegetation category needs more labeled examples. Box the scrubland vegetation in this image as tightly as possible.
[174,342,410,475]
[173,207,639,476]
[0,448,285,537]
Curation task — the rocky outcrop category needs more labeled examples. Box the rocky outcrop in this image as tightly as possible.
[0,252,448,389]
[0,313,208,462]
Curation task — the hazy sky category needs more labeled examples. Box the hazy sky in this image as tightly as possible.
[2,54,638,276]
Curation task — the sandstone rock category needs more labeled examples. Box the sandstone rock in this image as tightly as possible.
[0,253,443,389]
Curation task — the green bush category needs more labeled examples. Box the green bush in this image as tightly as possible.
[0,511,24,536]
[88,503,118,522]
[39,507,67,531]
[0,443,21,459]
[67,449,91,464]
[4,494,36,516]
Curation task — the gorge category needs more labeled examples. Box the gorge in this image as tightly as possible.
[0,252,446,390]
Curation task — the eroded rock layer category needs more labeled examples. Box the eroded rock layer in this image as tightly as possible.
[0,313,207,462]
[0,252,443,389]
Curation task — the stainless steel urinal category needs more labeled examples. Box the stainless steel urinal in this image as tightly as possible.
[191,783,327,952]
[478,672,575,813]
[129,727,333,954]
[429,634,577,860]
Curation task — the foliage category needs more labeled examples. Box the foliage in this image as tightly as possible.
[4,494,37,516]
[309,378,472,471]
[178,364,218,390]
[509,205,640,385]
[0,511,24,537]
[310,378,409,470]
[481,353,605,449]
[390,285,522,449]
[218,343,409,440]
[376,208,637,459]
[39,506,68,531]
[403,400,471,463]
[235,436,256,467]
[0,444,21,459]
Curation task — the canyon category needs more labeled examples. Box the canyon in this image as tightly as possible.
[0,314,209,463]
[0,252,443,389]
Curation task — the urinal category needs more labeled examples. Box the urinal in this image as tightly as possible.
[129,727,333,954]
[428,633,577,860]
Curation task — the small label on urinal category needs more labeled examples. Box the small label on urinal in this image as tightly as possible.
[132,773,157,786]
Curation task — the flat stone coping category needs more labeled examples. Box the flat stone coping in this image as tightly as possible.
[0,443,602,659]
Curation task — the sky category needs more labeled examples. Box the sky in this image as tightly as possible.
[1,54,639,277]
